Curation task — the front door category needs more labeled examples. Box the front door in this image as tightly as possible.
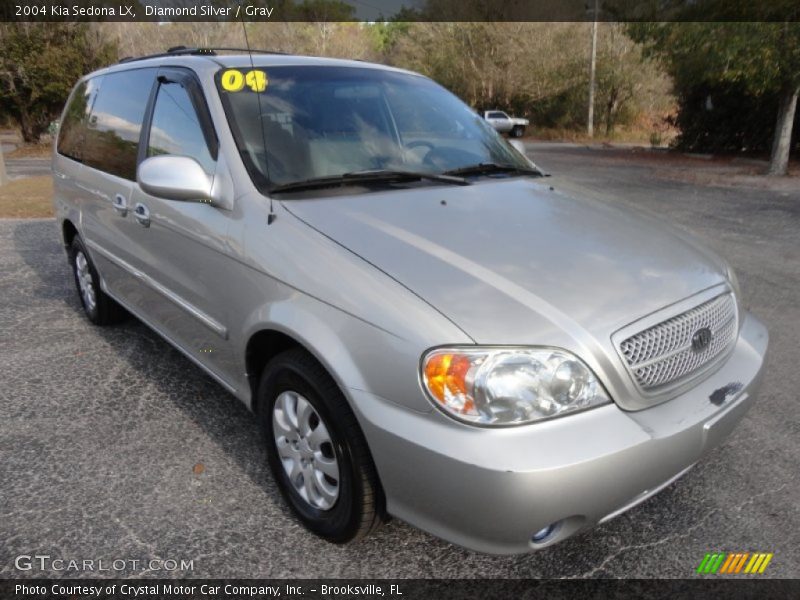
[127,68,240,389]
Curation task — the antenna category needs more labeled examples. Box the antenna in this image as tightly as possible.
[239,3,276,225]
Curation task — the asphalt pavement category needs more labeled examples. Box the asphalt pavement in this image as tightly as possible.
[1,144,798,578]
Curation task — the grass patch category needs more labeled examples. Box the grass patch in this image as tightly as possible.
[0,176,53,218]
[7,143,51,158]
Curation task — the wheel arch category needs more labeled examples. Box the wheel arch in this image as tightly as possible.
[245,329,303,411]
[243,317,370,417]
[62,218,79,249]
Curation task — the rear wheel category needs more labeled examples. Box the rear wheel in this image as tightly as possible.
[69,236,126,325]
[258,348,385,543]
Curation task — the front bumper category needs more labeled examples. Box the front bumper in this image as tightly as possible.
[349,311,768,554]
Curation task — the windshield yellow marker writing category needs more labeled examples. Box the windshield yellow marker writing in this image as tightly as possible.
[221,69,268,93]
[221,69,245,92]
[245,70,268,92]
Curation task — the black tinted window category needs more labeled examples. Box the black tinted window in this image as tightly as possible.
[83,68,156,180]
[57,77,102,161]
[488,112,507,119]
[147,81,215,175]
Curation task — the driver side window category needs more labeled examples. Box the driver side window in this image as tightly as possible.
[148,81,215,175]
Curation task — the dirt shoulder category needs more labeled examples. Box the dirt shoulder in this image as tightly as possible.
[7,143,52,159]
[0,176,53,218]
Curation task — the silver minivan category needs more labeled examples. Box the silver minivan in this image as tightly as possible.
[53,48,768,554]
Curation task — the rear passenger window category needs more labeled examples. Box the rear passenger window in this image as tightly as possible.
[82,69,156,180]
[57,77,102,162]
[147,81,215,175]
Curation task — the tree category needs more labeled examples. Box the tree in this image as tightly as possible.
[387,22,668,134]
[0,23,117,143]
[630,21,800,175]
[595,24,669,135]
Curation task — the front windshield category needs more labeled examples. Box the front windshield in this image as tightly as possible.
[215,65,532,190]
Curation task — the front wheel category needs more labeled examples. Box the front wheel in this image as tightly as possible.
[258,348,385,544]
[511,125,525,138]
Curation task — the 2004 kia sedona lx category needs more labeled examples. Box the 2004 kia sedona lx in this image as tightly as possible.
[52,49,768,554]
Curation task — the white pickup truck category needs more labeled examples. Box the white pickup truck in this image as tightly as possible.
[483,110,529,137]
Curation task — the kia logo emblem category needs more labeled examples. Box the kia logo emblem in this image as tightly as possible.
[692,327,713,352]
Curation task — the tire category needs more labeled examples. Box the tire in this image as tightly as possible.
[511,125,525,138]
[69,236,126,325]
[257,348,385,544]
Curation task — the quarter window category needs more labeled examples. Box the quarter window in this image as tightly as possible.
[82,69,156,180]
[147,81,215,175]
[57,77,102,162]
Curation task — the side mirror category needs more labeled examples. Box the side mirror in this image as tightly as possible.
[508,139,550,176]
[138,155,213,203]
[509,139,526,154]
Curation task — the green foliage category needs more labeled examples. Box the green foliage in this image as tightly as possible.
[670,82,799,154]
[0,23,117,142]
[630,21,800,156]
[630,22,800,94]
[290,0,356,21]
[368,21,411,54]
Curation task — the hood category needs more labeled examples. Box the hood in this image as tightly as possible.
[282,177,727,347]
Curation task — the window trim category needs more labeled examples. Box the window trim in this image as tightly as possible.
[139,67,219,172]
[214,68,271,194]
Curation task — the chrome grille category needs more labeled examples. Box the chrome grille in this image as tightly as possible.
[619,294,737,390]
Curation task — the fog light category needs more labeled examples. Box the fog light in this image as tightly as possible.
[531,523,556,543]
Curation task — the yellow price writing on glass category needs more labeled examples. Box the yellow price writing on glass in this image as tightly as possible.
[220,69,268,92]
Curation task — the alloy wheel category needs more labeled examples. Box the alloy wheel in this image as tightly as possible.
[272,390,340,510]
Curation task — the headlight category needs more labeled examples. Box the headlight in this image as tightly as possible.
[421,347,611,426]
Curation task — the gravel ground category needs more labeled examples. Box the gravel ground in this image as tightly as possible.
[1,144,798,578]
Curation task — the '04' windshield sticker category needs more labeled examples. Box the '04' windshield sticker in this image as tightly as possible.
[220,69,268,93]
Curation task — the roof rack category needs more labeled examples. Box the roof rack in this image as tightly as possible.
[118,46,288,64]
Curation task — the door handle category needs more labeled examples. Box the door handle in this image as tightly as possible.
[112,194,128,217]
[133,202,150,228]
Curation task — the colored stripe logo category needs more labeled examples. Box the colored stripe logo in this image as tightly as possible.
[697,552,773,574]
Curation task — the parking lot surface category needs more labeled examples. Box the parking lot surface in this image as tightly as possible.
[1,144,798,578]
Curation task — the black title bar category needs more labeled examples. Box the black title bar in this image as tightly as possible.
[3,579,800,600]
[2,0,800,22]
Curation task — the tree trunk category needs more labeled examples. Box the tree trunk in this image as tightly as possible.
[0,144,8,187]
[18,109,40,144]
[767,84,799,176]
[605,89,618,136]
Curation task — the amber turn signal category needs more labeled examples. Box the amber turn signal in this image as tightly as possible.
[422,352,475,414]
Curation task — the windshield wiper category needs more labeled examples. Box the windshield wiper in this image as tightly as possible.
[442,163,543,178]
[270,169,469,194]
